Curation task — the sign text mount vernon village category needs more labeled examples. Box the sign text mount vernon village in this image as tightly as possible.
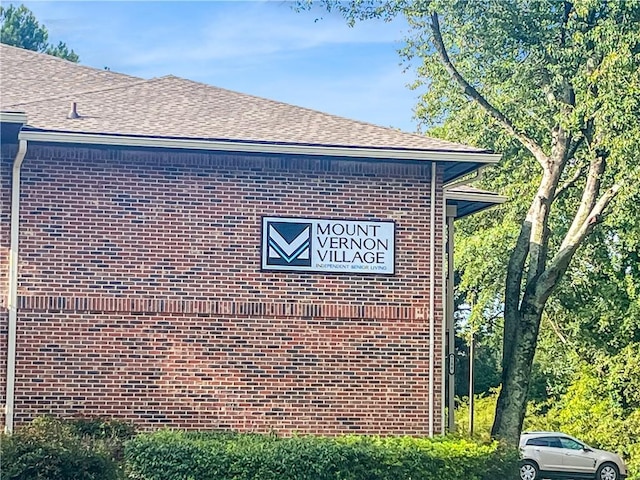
[261,217,395,275]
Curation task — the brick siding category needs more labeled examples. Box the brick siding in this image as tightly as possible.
[2,144,444,434]
[1,143,17,427]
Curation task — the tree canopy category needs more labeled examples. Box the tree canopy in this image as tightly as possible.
[300,0,640,445]
[0,4,79,62]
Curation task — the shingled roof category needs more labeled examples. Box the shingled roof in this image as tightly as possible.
[1,44,491,155]
[0,44,138,106]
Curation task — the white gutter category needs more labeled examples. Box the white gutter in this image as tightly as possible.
[0,112,28,124]
[18,130,502,165]
[5,139,28,434]
[428,161,436,437]
[445,190,508,205]
[443,166,486,190]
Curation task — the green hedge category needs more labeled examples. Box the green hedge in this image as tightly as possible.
[125,430,518,480]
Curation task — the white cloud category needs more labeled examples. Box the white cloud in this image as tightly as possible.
[117,2,407,67]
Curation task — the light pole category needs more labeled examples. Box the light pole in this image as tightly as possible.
[455,302,474,436]
[469,315,475,436]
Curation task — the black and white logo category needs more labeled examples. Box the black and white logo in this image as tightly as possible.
[266,221,312,267]
[261,216,395,274]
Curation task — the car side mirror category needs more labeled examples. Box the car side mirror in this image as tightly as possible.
[583,447,593,452]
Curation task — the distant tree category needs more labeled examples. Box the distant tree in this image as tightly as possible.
[0,4,79,62]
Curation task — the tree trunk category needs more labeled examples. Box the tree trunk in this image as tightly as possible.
[492,144,566,444]
[491,306,543,443]
[490,147,620,445]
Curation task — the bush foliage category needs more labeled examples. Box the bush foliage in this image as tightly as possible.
[125,430,518,480]
[0,416,136,480]
[2,417,517,479]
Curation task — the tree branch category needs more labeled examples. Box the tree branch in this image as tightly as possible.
[559,153,606,252]
[525,158,566,287]
[553,165,584,200]
[559,1,574,47]
[429,12,549,164]
[544,314,568,345]
[535,181,622,303]
[566,135,584,161]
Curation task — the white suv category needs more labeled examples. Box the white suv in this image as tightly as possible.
[519,432,627,480]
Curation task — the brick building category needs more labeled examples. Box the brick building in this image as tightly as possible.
[1,44,503,435]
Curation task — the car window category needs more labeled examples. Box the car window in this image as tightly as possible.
[547,437,563,448]
[525,437,563,447]
[558,437,584,450]
[526,438,549,446]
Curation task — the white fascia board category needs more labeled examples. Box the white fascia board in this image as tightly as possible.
[18,129,502,164]
[0,112,28,124]
[445,191,507,204]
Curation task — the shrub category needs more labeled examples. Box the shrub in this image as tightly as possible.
[125,430,518,480]
[455,391,499,441]
[67,416,137,463]
[0,416,136,480]
[1,418,116,480]
[67,416,136,441]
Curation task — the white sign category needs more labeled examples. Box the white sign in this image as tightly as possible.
[261,217,395,275]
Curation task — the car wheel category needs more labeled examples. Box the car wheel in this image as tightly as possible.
[519,460,539,480]
[596,462,620,480]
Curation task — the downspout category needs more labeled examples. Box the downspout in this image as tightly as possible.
[5,139,28,433]
[428,161,436,437]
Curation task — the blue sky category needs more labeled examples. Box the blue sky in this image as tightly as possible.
[17,1,424,133]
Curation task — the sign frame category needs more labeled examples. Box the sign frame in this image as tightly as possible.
[260,216,396,276]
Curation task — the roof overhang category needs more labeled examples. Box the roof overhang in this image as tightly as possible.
[1,111,28,144]
[445,188,507,219]
[0,112,28,124]
[18,127,501,183]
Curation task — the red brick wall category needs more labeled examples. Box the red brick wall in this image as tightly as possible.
[5,144,444,434]
[0,147,12,304]
[1,143,18,427]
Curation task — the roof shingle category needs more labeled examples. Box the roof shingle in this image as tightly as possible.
[1,44,489,153]
[0,44,139,106]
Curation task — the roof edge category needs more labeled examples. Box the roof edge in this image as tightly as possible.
[445,190,507,204]
[0,112,28,124]
[18,129,502,164]
[445,189,507,219]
